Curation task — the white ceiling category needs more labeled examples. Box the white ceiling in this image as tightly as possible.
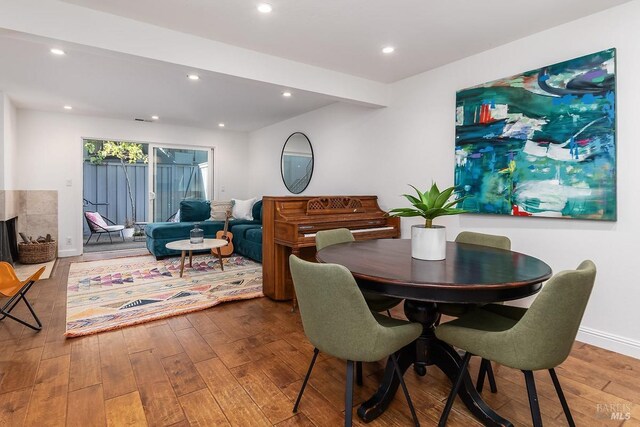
[0,1,631,132]
[0,31,339,131]
[60,0,631,83]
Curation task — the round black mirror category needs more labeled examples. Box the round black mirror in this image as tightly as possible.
[281,132,313,194]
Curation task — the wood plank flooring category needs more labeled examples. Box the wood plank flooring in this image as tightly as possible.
[0,249,638,426]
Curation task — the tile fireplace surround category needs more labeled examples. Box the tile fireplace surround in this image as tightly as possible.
[0,190,58,262]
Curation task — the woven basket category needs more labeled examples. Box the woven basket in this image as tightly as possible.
[18,241,57,264]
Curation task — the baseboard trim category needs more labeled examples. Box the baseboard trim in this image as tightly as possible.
[58,248,81,257]
[577,326,640,359]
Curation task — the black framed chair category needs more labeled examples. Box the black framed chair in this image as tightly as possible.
[0,263,46,331]
[436,260,596,427]
[84,211,125,244]
[83,198,109,210]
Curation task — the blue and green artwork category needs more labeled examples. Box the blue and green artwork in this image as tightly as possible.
[455,49,616,220]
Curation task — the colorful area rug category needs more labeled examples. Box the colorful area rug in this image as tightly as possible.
[65,254,263,337]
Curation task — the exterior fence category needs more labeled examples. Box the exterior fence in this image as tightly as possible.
[83,162,207,235]
[153,163,207,222]
[83,163,148,236]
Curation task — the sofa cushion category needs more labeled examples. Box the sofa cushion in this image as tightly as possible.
[230,224,262,240]
[229,224,262,263]
[236,239,262,263]
[252,200,263,223]
[146,219,256,239]
[245,227,263,244]
[180,200,211,222]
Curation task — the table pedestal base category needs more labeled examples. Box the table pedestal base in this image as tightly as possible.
[357,300,512,426]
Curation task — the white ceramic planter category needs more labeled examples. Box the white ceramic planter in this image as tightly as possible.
[122,228,135,239]
[411,225,446,260]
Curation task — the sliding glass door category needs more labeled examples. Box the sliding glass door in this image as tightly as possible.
[150,146,213,222]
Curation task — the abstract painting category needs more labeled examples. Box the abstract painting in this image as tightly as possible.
[455,49,616,220]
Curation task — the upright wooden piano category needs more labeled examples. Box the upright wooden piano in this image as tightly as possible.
[262,195,400,301]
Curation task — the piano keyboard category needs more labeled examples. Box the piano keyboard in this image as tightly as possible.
[303,226,395,238]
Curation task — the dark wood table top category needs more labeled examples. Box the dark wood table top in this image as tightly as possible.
[316,239,552,303]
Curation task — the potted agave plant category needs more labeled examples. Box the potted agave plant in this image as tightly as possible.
[390,183,467,260]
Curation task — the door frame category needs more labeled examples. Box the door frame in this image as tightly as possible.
[80,138,216,255]
[147,143,216,222]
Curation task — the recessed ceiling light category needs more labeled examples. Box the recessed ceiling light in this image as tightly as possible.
[151,115,159,120]
[63,105,72,110]
[218,123,225,128]
[282,91,292,98]
[50,48,66,56]
[187,74,200,81]
[257,3,272,13]
[382,46,395,54]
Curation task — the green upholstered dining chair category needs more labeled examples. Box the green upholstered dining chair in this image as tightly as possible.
[435,260,596,427]
[289,255,422,427]
[439,231,512,317]
[315,228,405,387]
[316,229,403,315]
[438,231,511,394]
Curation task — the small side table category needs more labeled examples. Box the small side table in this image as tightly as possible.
[165,238,228,277]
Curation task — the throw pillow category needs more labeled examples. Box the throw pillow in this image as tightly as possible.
[251,199,263,223]
[232,198,257,220]
[86,212,109,229]
[210,201,234,221]
[180,200,211,222]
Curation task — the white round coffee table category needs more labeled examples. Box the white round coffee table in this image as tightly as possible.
[165,238,229,277]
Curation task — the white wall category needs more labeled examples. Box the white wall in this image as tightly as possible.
[0,92,18,190]
[249,102,391,198]
[3,95,18,190]
[0,0,388,108]
[0,94,4,190]
[17,109,250,257]
[249,2,640,357]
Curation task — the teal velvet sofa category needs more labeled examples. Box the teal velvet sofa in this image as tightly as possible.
[145,200,263,263]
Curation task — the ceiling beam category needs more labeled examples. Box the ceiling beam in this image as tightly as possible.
[0,0,389,107]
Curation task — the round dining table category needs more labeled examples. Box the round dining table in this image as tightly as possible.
[316,238,552,427]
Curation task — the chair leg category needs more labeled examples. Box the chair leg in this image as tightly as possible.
[439,351,472,427]
[476,358,487,393]
[0,284,42,331]
[85,233,93,245]
[391,353,419,426]
[109,232,113,244]
[345,360,354,427]
[356,361,363,386]
[476,359,498,393]
[121,230,125,242]
[19,294,42,330]
[485,360,498,393]
[549,368,575,427]
[293,348,319,413]
[523,370,543,427]
[0,290,25,320]
[96,233,101,242]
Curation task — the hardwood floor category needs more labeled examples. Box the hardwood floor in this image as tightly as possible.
[0,250,638,426]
